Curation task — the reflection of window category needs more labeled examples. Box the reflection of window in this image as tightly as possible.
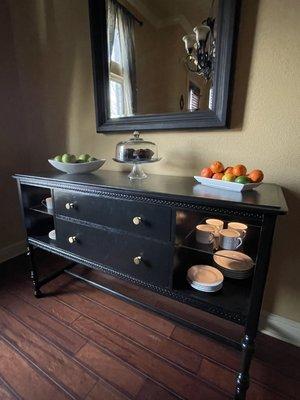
[189,82,200,111]
[110,21,125,118]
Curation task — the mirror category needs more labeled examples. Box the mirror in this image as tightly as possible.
[89,0,238,132]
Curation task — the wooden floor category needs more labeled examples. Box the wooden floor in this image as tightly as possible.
[0,252,299,400]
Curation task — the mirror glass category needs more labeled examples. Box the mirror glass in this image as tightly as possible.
[106,0,218,118]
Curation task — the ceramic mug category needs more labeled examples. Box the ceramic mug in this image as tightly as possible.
[219,229,243,250]
[206,218,224,231]
[42,197,53,211]
[196,224,216,244]
[228,222,248,239]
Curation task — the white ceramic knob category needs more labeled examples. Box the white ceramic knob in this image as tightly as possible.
[65,202,75,210]
[132,216,142,225]
[68,236,77,244]
[133,256,142,265]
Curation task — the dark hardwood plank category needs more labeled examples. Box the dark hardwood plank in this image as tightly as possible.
[73,316,227,400]
[0,380,18,400]
[172,326,299,398]
[255,333,300,381]
[199,359,287,400]
[171,326,240,370]
[75,342,145,398]
[0,254,298,400]
[0,291,87,354]
[8,282,81,325]
[0,307,96,399]
[136,379,180,400]
[54,288,201,374]
[0,338,71,400]
[72,279,175,336]
[85,380,130,400]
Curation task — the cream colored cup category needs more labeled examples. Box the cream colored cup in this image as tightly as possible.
[42,197,53,211]
[219,229,243,250]
[206,218,224,231]
[228,222,248,238]
[196,224,216,244]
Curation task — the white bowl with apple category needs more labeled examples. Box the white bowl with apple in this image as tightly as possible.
[48,153,106,174]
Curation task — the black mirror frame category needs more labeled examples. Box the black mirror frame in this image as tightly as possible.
[89,0,239,133]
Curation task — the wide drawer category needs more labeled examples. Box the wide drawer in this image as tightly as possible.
[55,218,173,287]
[54,190,171,242]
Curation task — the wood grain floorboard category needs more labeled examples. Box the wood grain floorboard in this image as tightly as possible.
[75,342,145,398]
[45,278,202,374]
[0,337,71,400]
[85,379,131,400]
[0,291,87,354]
[73,316,228,400]
[172,326,299,399]
[8,281,81,325]
[0,378,20,400]
[0,253,299,400]
[71,279,175,336]
[0,307,96,399]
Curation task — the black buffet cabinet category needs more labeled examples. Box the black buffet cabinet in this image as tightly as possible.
[14,170,287,400]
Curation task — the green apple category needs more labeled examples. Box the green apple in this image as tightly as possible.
[88,156,97,162]
[78,154,90,162]
[62,153,76,163]
[222,173,236,182]
[54,155,62,162]
[235,176,251,184]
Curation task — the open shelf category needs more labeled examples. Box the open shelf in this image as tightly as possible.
[29,204,54,216]
[176,229,258,265]
[173,277,252,325]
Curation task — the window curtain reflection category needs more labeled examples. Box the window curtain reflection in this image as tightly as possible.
[107,0,137,116]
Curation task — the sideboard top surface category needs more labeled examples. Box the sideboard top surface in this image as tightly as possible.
[13,170,288,214]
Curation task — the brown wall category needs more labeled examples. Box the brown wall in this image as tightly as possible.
[2,0,300,323]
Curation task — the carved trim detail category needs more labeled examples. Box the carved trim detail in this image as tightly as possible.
[29,237,245,325]
[19,177,263,220]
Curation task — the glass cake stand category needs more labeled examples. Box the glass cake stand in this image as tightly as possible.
[113,131,161,180]
[113,157,161,180]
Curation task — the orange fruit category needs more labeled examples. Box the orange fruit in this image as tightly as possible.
[210,161,224,173]
[248,169,264,183]
[200,167,213,178]
[212,172,224,180]
[224,166,234,174]
[232,164,247,176]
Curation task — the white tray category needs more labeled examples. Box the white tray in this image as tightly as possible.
[194,176,262,192]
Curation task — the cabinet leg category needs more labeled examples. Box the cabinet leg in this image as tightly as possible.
[235,335,255,400]
[26,245,42,298]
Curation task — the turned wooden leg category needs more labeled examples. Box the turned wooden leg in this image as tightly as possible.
[26,245,42,298]
[235,335,255,400]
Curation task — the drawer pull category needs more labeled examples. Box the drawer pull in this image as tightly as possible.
[65,202,75,210]
[68,236,77,244]
[133,256,142,265]
[132,216,142,225]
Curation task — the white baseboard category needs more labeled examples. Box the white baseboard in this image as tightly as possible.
[259,312,300,347]
[0,241,27,264]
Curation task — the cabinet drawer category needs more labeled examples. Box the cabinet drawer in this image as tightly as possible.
[54,190,171,242]
[56,219,173,287]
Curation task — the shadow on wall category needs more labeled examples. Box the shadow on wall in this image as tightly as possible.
[0,0,30,247]
[229,0,260,130]
[8,0,78,170]
[263,188,300,320]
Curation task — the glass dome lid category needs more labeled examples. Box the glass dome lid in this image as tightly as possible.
[113,131,161,180]
[115,131,158,162]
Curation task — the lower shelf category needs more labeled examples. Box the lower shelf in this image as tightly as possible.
[28,234,251,326]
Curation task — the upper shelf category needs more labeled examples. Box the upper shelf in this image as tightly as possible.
[13,170,288,215]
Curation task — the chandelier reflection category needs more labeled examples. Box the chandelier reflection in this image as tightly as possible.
[182,16,215,81]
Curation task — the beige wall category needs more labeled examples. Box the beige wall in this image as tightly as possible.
[3,0,300,322]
